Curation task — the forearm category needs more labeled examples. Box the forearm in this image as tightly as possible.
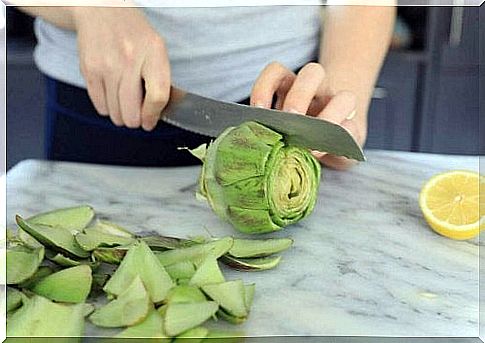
[319,5,396,135]
[13,1,135,31]
[16,7,77,30]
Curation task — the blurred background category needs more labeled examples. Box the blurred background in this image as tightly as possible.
[6,6,483,170]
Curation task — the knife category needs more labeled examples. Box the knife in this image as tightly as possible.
[160,87,365,161]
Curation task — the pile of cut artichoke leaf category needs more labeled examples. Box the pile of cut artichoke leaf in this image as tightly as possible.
[6,205,293,340]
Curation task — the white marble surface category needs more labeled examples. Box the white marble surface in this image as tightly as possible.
[6,150,480,337]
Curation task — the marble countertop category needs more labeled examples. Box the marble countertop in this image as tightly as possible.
[6,150,480,338]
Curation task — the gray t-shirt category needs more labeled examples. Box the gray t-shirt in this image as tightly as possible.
[34,6,321,102]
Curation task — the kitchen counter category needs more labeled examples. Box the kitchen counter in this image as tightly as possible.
[6,150,480,338]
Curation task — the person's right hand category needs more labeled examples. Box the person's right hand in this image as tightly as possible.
[73,7,170,131]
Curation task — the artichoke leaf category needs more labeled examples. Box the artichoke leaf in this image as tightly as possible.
[155,237,233,267]
[46,251,81,267]
[7,287,26,313]
[140,234,186,251]
[89,219,134,238]
[188,143,208,162]
[92,246,128,264]
[6,245,44,284]
[16,215,90,258]
[18,266,55,289]
[173,326,209,343]
[221,255,282,271]
[7,295,85,337]
[165,261,196,281]
[32,265,92,303]
[228,237,293,258]
[27,205,95,233]
[90,276,150,328]
[164,301,218,337]
[75,227,135,251]
[189,254,225,287]
[17,228,43,249]
[166,285,207,304]
[103,241,174,303]
[201,280,247,318]
[117,307,170,339]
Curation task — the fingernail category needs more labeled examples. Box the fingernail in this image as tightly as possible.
[142,121,156,131]
[345,110,357,120]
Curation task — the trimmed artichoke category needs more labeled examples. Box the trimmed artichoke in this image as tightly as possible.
[193,121,321,234]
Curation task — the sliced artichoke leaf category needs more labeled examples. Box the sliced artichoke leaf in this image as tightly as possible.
[188,254,225,287]
[16,215,90,258]
[7,295,85,337]
[244,283,256,310]
[177,278,191,286]
[83,303,95,317]
[32,265,92,303]
[91,273,110,293]
[164,301,218,337]
[27,205,95,233]
[18,266,55,289]
[228,237,293,258]
[140,234,186,251]
[90,276,150,328]
[6,228,19,245]
[220,255,282,272]
[89,219,134,238]
[166,285,207,304]
[45,249,80,266]
[201,280,248,318]
[6,245,44,284]
[92,246,129,264]
[103,240,174,303]
[18,228,43,249]
[203,330,246,343]
[7,287,27,313]
[47,251,100,269]
[216,308,247,325]
[155,237,233,267]
[173,326,209,343]
[165,261,196,281]
[116,307,170,340]
[75,227,135,251]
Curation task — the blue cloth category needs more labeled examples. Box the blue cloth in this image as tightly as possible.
[44,76,225,167]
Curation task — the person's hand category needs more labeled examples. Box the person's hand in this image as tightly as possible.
[250,62,367,170]
[73,7,170,131]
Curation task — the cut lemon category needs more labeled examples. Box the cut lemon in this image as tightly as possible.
[419,170,483,240]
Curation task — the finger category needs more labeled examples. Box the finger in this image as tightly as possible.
[282,63,325,114]
[85,74,109,116]
[250,62,295,109]
[314,118,362,170]
[141,45,170,131]
[273,74,295,110]
[319,154,358,171]
[119,69,143,129]
[105,74,123,126]
[317,90,357,124]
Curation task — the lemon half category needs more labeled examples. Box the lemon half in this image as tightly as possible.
[419,170,483,240]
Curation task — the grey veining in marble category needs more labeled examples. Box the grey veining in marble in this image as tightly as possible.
[6,150,480,337]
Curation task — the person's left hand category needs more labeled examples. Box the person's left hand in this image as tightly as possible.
[250,61,367,170]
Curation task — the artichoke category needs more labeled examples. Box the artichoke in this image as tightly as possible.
[192,121,321,234]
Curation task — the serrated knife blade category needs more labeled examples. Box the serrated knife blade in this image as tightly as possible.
[161,87,365,161]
